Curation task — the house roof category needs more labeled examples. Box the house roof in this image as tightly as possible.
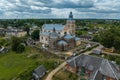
[43,24,64,31]
[67,54,120,80]
[75,37,81,41]
[40,32,49,36]
[33,65,47,78]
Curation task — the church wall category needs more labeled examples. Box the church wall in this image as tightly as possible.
[40,35,49,45]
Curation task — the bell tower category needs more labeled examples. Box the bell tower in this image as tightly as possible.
[66,12,76,35]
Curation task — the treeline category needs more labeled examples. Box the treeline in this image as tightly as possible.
[0,19,66,28]
[0,19,120,28]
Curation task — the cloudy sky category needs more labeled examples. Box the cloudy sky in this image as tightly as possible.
[0,0,120,19]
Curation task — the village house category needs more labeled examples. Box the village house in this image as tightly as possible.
[5,28,27,38]
[79,35,93,41]
[39,12,81,51]
[66,54,120,80]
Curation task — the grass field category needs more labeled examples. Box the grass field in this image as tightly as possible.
[0,46,62,80]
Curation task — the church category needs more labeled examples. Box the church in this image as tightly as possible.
[40,12,81,51]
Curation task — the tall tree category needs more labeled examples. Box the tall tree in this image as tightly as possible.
[11,37,25,53]
[31,30,40,40]
[23,25,30,35]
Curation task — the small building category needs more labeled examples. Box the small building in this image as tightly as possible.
[75,37,81,46]
[5,29,27,38]
[0,46,9,54]
[86,43,92,49]
[32,65,47,80]
[79,35,93,41]
[92,49,102,54]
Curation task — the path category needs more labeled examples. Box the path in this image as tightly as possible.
[45,62,67,80]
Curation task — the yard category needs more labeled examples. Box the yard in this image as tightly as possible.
[52,69,78,80]
[0,46,63,80]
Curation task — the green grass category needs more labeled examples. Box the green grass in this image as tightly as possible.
[0,46,62,80]
[0,52,35,80]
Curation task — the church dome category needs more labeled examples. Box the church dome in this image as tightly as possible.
[50,27,59,39]
[58,40,68,45]
[50,32,59,39]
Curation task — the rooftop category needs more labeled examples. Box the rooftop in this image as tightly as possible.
[43,24,64,31]
[58,40,68,45]
[67,54,120,80]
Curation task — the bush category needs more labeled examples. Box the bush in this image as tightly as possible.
[17,44,25,53]
[11,36,26,53]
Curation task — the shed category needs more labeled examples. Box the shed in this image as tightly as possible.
[92,49,102,54]
[33,65,47,80]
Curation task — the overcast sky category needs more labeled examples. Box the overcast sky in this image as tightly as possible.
[0,0,120,19]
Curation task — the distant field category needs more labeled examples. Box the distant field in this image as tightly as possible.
[0,47,62,80]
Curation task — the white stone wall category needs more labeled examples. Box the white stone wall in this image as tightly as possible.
[40,35,49,45]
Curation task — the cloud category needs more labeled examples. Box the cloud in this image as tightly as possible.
[39,0,94,8]
[0,0,120,19]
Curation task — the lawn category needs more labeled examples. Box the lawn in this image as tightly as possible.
[0,46,62,80]
[0,52,35,80]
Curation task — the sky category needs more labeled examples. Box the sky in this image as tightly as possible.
[0,0,120,19]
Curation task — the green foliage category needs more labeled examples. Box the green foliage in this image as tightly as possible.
[11,36,25,53]
[31,30,40,40]
[94,27,120,53]
[23,25,30,35]
[0,37,6,46]
[17,66,35,80]
[76,30,82,36]
[11,37,21,52]
[17,44,25,53]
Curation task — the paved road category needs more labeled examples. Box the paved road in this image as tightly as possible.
[45,62,67,80]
